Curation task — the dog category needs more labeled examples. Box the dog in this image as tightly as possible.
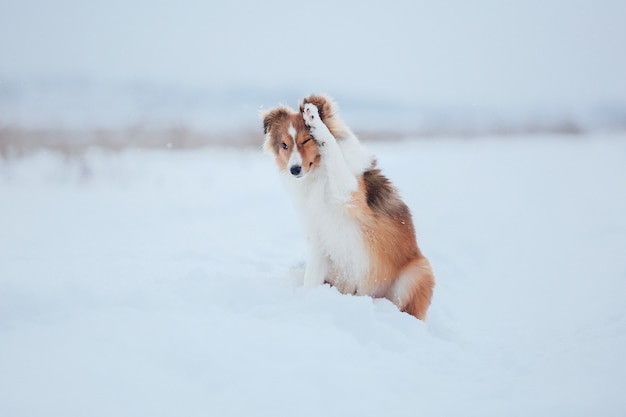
[262,94,434,320]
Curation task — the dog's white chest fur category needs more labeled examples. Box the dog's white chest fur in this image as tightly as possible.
[282,120,375,293]
[285,170,368,292]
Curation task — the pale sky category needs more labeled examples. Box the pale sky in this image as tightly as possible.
[1,0,625,110]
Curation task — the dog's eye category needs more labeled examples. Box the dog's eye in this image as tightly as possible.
[302,137,312,146]
[281,142,288,150]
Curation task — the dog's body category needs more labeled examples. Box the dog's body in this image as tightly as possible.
[263,95,434,320]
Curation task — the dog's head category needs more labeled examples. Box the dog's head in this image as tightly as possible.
[262,105,321,179]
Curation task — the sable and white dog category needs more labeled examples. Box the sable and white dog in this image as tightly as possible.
[262,94,434,320]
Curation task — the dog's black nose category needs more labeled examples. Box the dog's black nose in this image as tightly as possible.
[290,165,302,176]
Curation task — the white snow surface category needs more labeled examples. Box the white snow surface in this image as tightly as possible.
[1,135,625,416]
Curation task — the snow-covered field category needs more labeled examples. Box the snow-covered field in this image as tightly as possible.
[1,134,625,416]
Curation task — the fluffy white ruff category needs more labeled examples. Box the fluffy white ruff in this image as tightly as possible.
[281,103,373,292]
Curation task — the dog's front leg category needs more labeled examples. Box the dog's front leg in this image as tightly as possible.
[302,103,357,204]
[303,236,327,287]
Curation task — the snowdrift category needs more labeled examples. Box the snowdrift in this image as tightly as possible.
[1,135,625,416]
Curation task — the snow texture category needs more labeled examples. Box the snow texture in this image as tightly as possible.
[1,135,625,416]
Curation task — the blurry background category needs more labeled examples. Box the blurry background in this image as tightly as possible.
[2,2,626,414]
[1,0,626,152]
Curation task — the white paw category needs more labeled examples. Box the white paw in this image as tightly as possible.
[302,103,321,128]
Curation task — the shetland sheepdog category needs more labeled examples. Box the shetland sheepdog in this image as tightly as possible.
[262,94,434,320]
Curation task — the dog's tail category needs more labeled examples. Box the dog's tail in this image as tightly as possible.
[386,256,435,320]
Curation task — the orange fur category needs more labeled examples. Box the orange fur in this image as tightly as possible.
[349,176,435,320]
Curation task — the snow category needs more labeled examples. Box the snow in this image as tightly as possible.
[1,135,626,416]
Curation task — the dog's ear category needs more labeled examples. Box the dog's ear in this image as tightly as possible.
[261,106,292,154]
[262,106,289,135]
[300,94,337,121]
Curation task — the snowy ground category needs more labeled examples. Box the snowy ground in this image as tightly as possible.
[1,134,625,416]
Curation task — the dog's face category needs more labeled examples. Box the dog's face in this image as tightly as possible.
[262,106,321,179]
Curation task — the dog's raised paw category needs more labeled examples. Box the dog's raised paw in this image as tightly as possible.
[303,103,321,128]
